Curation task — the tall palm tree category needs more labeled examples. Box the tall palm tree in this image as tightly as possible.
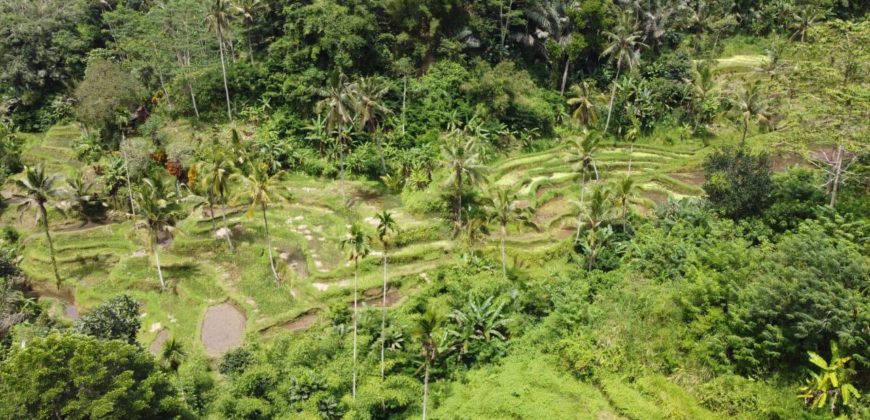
[375,210,398,381]
[601,15,646,134]
[349,77,393,173]
[135,177,182,292]
[233,163,287,286]
[439,133,488,228]
[565,132,601,240]
[733,79,768,147]
[790,6,825,43]
[197,144,236,250]
[206,0,234,121]
[65,171,106,224]
[414,307,445,420]
[317,72,355,197]
[611,176,638,231]
[687,60,717,132]
[519,0,576,95]
[566,81,599,127]
[341,223,370,401]
[15,165,63,287]
[233,0,268,64]
[487,188,534,279]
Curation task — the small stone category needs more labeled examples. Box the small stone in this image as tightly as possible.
[149,322,162,333]
[215,227,232,239]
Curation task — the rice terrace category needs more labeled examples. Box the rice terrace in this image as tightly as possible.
[0,1,867,419]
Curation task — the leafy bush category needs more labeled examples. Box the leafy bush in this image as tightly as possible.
[73,294,141,344]
[219,346,255,376]
[703,147,774,219]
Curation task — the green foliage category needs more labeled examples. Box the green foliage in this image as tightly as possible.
[73,58,145,146]
[0,124,22,184]
[763,168,826,232]
[0,333,187,419]
[73,294,141,344]
[703,147,774,219]
[799,342,862,415]
[219,346,254,376]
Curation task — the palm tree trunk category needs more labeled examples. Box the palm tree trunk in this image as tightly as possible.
[575,170,587,241]
[338,129,345,202]
[208,200,218,234]
[40,204,61,288]
[246,31,255,65]
[352,260,359,401]
[500,224,507,279]
[380,249,388,380]
[627,142,634,175]
[217,28,233,121]
[829,144,843,207]
[122,134,136,218]
[560,56,571,96]
[422,362,430,420]
[261,204,279,285]
[401,75,407,136]
[220,200,234,251]
[741,116,749,147]
[188,79,200,119]
[604,66,621,135]
[153,234,166,291]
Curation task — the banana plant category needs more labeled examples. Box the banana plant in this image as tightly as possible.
[798,342,861,415]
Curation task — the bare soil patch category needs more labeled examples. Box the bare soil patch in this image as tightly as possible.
[668,171,705,186]
[280,311,320,332]
[200,302,246,358]
[641,190,669,205]
[149,329,170,355]
[534,196,567,226]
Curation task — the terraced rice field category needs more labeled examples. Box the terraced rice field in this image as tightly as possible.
[7,124,713,358]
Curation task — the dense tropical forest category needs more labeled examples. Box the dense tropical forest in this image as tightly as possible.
[0,0,868,418]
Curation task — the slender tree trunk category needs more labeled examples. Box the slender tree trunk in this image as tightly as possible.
[741,117,749,147]
[40,204,61,288]
[829,144,843,207]
[153,234,166,291]
[188,80,201,119]
[208,200,218,234]
[352,260,359,401]
[604,66,621,135]
[220,200,234,251]
[339,130,346,203]
[627,142,634,175]
[500,224,507,279]
[575,170,587,241]
[261,204,279,285]
[157,71,173,111]
[375,133,387,174]
[380,248,388,380]
[122,134,136,218]
[560,56,571,96]
[422,363,430,420]
[401,75,407,136]
[217,29,233,121]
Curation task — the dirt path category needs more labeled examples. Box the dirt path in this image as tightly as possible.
[200,302,247,358]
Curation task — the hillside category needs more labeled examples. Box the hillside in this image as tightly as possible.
[1,1,868,419]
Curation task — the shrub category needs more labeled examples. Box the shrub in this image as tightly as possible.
[703,147,773,219]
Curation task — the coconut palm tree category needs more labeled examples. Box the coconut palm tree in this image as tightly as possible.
[439,133,488,228]
[687,60,717,132]
[65,171,106,225]
[611,176,639,231]
[790,6,825,43]
[135,177,182,292]
[206,0,234,121]
[196,144,236,250]
[565,132,601,240]
[15,165,63,287]
[374,210,398,380]
[233,0,268,64]
[733,79,769,147]
[601,15,646,134]
[566,81,599,127]
[487,188,535,279]
[518,0,576,95]
[341,223,370,401]
[233,163,287,286]
[349,77,393,173]
[317,72,355,197]
[414,307,445,420]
